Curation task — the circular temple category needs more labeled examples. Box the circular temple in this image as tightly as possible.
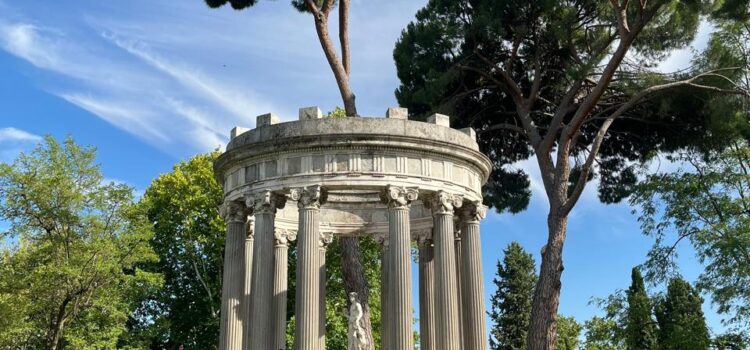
[215,107,491,236]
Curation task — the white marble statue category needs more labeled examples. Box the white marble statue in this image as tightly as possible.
[347,292,367,350]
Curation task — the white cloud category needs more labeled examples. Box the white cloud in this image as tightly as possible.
[0,127,41,142]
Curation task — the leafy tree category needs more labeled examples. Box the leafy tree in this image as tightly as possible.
[489,242,537,350]
[394,1,749,347]
[655,278,710,350]
[583,316,624,350]
[202,0,376,345]
[0,136,161,350]
[626,267,657,349]
[712,332,749,350]
[556,315,582,350]
[631,141,750,329]
[123,152,225,349]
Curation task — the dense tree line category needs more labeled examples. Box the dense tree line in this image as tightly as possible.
[488,242,735,350]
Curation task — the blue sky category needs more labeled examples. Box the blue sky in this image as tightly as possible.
[0,0,729,339]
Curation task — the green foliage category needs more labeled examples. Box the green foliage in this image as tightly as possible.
[326,107,347,119]
[124,152,225,349]
[626,268,658,349]
[655,278,710,350]
[286,236,382,349]
[583,316,624,350]
[488,242,536,350]
[631,142,750,328]
[0,136,161,349]
[393,0,746,213]
[712,332,749,350]
[556,315,582,350]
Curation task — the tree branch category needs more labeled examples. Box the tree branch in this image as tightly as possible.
[562,67,748,213]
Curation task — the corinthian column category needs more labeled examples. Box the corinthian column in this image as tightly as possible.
[458,201,488,350]
[218,200,249,350]
[425,191,463,350]
[274,228,296,350]
[319,232,333,350]
[243,216,255,349]
[292,185,327,350]
[417,231,436,350]
[380,185,418,350]
[374,233,390,350]
[247,191,286,350]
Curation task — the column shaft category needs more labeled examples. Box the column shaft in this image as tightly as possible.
[273,231,291,350]
[293,186,325,350]
[454,233,464,347]
[418,237,436,350]
[243,219,254,350]
[430,192,461,350]
[318,235,330,350]
[219,201,247,350]
[250,209,276,349]
[382,185,417,350]
[460,204,488,350]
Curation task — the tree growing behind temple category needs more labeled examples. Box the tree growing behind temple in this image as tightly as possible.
[555,315,582,350]
[202,0,375,345]
[0,136,161,350]
[626,267,657,350]
[655,277,710,350]
[123,152,225,349]
[394,1,749,347]
[489,241,537,350]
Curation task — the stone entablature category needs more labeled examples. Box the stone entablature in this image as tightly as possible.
[215,109,491,204]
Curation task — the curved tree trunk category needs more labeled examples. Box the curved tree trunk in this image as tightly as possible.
[527,208,568,350]
[340,236,374,349]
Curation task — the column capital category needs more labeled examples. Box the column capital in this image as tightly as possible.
[319,232,334,251]
[424,190,463,216]
[219,199,250,223]
[458,200,487,223]
[290,185,328,209]
[380,185,419,209]
[245,190,286,214]
[275,228,297,247]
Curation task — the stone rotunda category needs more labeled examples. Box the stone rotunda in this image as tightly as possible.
[214,106,491,350]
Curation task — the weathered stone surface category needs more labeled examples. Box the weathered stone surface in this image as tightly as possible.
[256,113,280,127]
[385,107,408,119]
[427,113,450,127]
[299,106,323,120]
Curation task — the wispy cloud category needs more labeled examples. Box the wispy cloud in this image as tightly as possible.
[0,127,41,142]
[0,127,41,163]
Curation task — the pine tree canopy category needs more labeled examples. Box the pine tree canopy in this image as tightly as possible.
[393,0,750,213]
[655,278,710,350]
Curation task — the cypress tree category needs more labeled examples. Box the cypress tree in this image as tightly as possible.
[625,267,657,349]
[488,242,537,350]
[655,278,710,350]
